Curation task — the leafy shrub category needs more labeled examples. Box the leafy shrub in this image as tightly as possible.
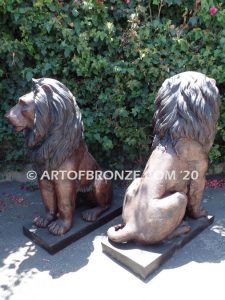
[0,0,224,170]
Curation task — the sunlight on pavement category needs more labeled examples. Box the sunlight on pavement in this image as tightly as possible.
[0,242,38,300]
[211,225,225,237]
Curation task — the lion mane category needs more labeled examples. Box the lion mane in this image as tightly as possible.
[152,71,220,152]
[25,78,84,176]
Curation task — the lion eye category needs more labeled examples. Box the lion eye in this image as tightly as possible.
[19,99,28,106]
[19,99,25,104]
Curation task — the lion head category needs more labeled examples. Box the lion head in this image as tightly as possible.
[5,78,84,175]
[152,71,220,152]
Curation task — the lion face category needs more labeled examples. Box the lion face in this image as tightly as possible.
[6,77,84,175]
[5,91,35,132]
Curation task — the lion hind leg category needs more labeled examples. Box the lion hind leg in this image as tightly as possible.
[145,192,188,244]
[82,178,112,222]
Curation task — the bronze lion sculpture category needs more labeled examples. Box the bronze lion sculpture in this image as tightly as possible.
[5,78,112,235]
[107,71,220,244]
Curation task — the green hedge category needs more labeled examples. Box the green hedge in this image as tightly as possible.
[0,0,225,170]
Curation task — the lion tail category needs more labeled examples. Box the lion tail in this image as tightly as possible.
[107,224,134,243]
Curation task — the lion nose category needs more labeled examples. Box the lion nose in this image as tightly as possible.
[4,111,14,123]
[4,112,10,120]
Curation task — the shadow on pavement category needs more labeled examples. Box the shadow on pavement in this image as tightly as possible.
[0,182,225,292]
[0,182,95,299]
[144,187,225,282]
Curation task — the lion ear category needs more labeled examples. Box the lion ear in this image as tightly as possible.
[41,84,53,94]
[32,78,39,90]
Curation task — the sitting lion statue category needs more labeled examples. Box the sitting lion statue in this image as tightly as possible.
[107,71,220,244]
[5,78,112,235]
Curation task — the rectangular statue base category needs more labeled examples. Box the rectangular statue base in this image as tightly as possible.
[102,215,214,279]
[23,188,124,254]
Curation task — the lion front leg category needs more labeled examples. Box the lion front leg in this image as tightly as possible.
[33,179,57,228]
[186,157,208,219]
[48,178,77,235]
[187,177,207,219]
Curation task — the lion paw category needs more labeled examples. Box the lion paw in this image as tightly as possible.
[189,207,208,219]
[33,214,56,228]
[167,222,191,240]
[82,206,108,222]
[48,219,72,235]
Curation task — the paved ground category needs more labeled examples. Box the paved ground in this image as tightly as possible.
[0,181,225,300]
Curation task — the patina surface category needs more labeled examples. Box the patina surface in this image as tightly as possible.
[5,78,112,235]
[107,71,220,244]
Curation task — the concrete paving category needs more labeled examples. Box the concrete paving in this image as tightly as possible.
[0,181,225,300]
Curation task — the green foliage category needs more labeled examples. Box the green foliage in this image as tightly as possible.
[0,0,225,170]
